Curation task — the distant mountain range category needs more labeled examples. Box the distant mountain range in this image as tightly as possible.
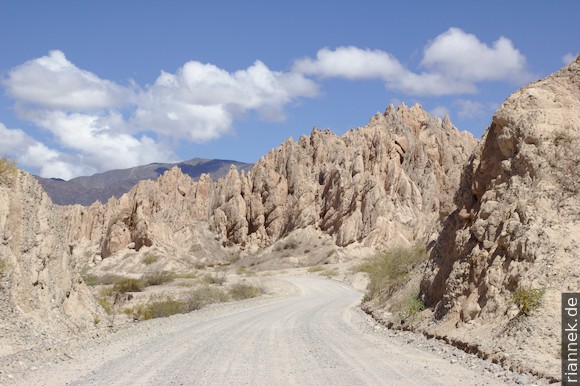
[35,158,253,206]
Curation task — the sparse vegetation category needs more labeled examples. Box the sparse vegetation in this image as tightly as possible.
[112,278,144,293]
[320,268,339,278]
[0,157,17,183]
[357,244,427,303]
[228,254,241,264]
[307,265,324,273]
[0,258,10,276]
[236,265,247,275]
[512,286,545,316]
[142,270,174,286]
[229,283,262,300]
[202,272,227,286]
[394,293,426,324]
[194,262,206,270]
[274,239,299,252]
[173,271,197,279]
[130,298,185,320]
[141,253,159,265]
[185,285,230,311]
[97,296,113,314]
[82,272,125,286]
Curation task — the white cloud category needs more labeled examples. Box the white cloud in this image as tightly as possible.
[135,60,319,141]
[430,106,449,119]
[21,110,176,173]
[292,28,531,96]
[3,50,133,111]
[293,46,406,80]
[562,52,578,65]
[421,28,531,84]
[3,52,319,178]
[0,121,89,180]
[454,99,499,120]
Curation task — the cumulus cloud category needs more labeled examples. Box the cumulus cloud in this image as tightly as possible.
[454,99,499,120]
[293,46,406,80]
[562,52,578,65]
[20,110,176,173]
[421,28,530,84]
[0,121,89,180]
[135,60,319,142]
[3,52,319,179]
[3,50,133,110]
[430,106,450,119]
[293,28,531,96]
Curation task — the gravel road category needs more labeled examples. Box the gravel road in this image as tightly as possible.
[9,277,514,385]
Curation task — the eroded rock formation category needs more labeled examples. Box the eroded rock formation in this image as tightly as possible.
[63,104,476,265]
[0,171,102,357]
[418,55,580,379]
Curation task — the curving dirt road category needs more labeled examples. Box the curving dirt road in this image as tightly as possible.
[12,277,510,385]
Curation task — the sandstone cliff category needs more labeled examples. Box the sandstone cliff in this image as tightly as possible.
[415,55,580,379]
[63,104,476,269]
[0,170,103,360]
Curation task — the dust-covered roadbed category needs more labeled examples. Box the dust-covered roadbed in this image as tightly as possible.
[3,277,525,385]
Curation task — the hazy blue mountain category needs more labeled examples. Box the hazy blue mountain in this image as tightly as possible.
[36,158,253,206]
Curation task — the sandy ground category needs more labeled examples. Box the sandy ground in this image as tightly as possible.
[1,276,523,386]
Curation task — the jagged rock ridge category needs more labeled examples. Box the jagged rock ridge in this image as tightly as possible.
[63,104,476,264]
[36,158,253,206]
[418,55,580,379]
[0,171,103,358]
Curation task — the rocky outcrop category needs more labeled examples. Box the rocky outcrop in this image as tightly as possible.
[0,171,103,358]
[63,104,476,266]
[418,55,580,379]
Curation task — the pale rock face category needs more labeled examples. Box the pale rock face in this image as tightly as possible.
[63,104,476,265]
[0,171,102,354]
[419,55,580,378]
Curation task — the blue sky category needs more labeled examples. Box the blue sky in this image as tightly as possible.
[0,0,578,180]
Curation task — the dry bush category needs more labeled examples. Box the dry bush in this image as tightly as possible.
[112,278,144,293]
[141,253,159,265]
[0,157,17,184]
[202,272,227,286]
[142,271,174,286]
[229,283,262,300]
[513,286,545,316]
[357,244,427,302]
[185,285,230,311]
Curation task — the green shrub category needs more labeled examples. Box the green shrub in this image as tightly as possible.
[513,286,545,316]
[307,265,324,273]
[394,293,426,324]
[229,283,262,300]
[141,253,159,265]
[112,278,144,293]
[357,244,427,302]
[185,285,230,311]
[236,266,247,275]
[194,262,206,270]
[142,271,174,286]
